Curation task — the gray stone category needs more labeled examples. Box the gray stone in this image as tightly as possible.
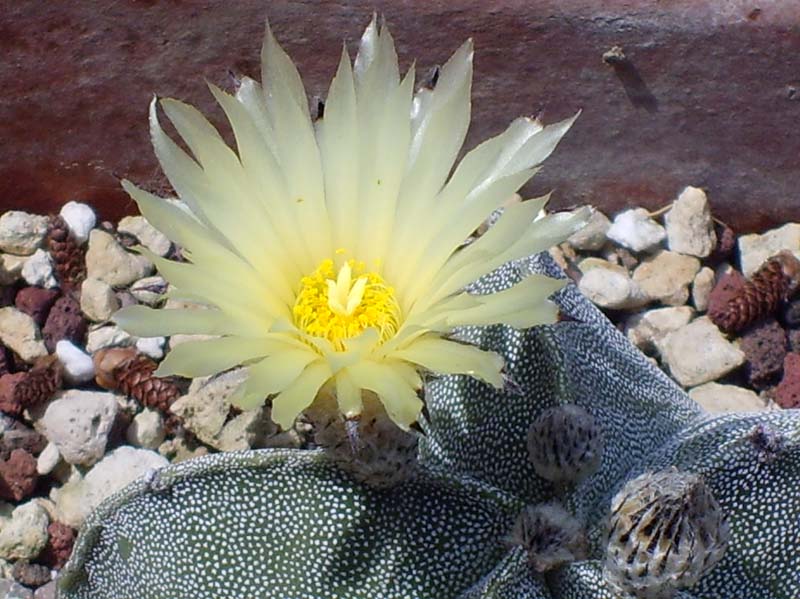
[0,212,48,256]
[577,257,627,275]
[126,408,166,450]
[625,306,694,355]
[118,215,172,257]
[632,250,700,306]
[21,250,56,289]
[79,278,120,322]
[567,209,610,251]
[691,267,715,312]
[662,317,746,387]
[0,308,47,362]
[606,208,666,253]
[688,382,771,413]
[0,501,49,561]
[129,276,168,306]
[664,186,716,258]
[0,579,33,598]
[738,223,800,277]
[33,390,118,466]
[85,229,153,287]
[578,268,649,310]
[85,325,134,353]
[51,446,168,528]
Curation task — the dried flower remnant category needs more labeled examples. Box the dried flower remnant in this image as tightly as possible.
[112,17,590,434]
[510,502,587,572]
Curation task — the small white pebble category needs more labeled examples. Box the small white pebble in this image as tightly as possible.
[21,249,57,288]
[36,442,61,476]
[55,340,96,384]
[59,201,96,244]
[136,336,165,360]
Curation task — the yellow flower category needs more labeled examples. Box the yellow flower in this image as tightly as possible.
[114,19,589,431]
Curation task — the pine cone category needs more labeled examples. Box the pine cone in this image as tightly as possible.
[93,347,181,415]
[0,355,63,416]
[46,215,86,290]
[709,251,800,334]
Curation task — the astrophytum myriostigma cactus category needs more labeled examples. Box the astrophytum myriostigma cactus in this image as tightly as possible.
[57,253,800,599]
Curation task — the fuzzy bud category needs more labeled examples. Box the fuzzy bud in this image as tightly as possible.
[510,502,587,572]
[527,404,603,485]
[305,393,418,489]
[603,468,729,599]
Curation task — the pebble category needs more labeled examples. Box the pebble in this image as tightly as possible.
[0,309,47,363]
[79,278,119,322]
[661,317,746,386]
[688,382,769,413]
[0,255,26,286]
[33,581,56,599]
[706,269,747,318]
[738,222,800,277]
[117,216,172,257]
[664,186,716,257]
[606,208,666,253]
[35,444,61,477]
[129,276,168,306]
[0,579,33,598]
[50,446,168,528]
[567,209,610,251]
[0,501,49,561]
[0,213,49,256]
[126,409,165,450]
[578,267,648,310]
[158,433,209,463]
[85,325,134,353]
[170,369,249,449]
[739,318,786,387]
[135,336,165,360]
[20,251,56,289]
[13,288,59,328]
[216,408,275,452]
[632,250,700,306]
[11,562,50,589]
[0,451,37,503]
[41,296,86,354]
[625,306,694,355]
[85,230,153,287]
[54,341,95,384]
[775,353,800,409]
[58,201,95,245]
[33,390,118,467]
[691,267,715,312]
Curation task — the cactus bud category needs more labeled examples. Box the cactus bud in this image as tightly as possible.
[527,405,603,485]
[603,468,729,599]
[305,393,418,489]
[509,502,587,572]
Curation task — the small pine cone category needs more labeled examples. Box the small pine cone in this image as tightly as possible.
[0,355,63,416]
[510,502,587,572]
[305,394,419,489]
[710,251,800,334]
[603,468,729,599]
[93,347,180,414]
[46,215,86,290]
[527,405,603,486]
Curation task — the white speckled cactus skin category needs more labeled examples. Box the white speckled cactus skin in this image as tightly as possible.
[57,254,800,599]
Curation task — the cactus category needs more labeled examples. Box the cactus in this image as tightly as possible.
[57,254,800,599]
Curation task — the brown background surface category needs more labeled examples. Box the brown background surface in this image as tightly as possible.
[1,0,799,231]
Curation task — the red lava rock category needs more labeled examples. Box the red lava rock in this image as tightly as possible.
[42,295,87,353]
[706,270,747,324]
[775,353,800,409]
[0,416,47,459]
[0,448,38,502]
[12,561,51,588]
[0,372,28,416]
[14,287,61,327]
[39,522,76,569]
[740,318,787,388]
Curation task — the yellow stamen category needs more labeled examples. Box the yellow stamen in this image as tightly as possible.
[293,259,401,350]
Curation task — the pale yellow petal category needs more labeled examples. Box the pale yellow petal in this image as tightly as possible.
[269,361,333,429]
[348,361,423,430]
[392,336,504,388]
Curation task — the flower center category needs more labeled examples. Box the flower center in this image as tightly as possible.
[293,258,401,350]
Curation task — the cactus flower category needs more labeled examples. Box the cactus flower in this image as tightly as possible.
[113,17,588,431]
